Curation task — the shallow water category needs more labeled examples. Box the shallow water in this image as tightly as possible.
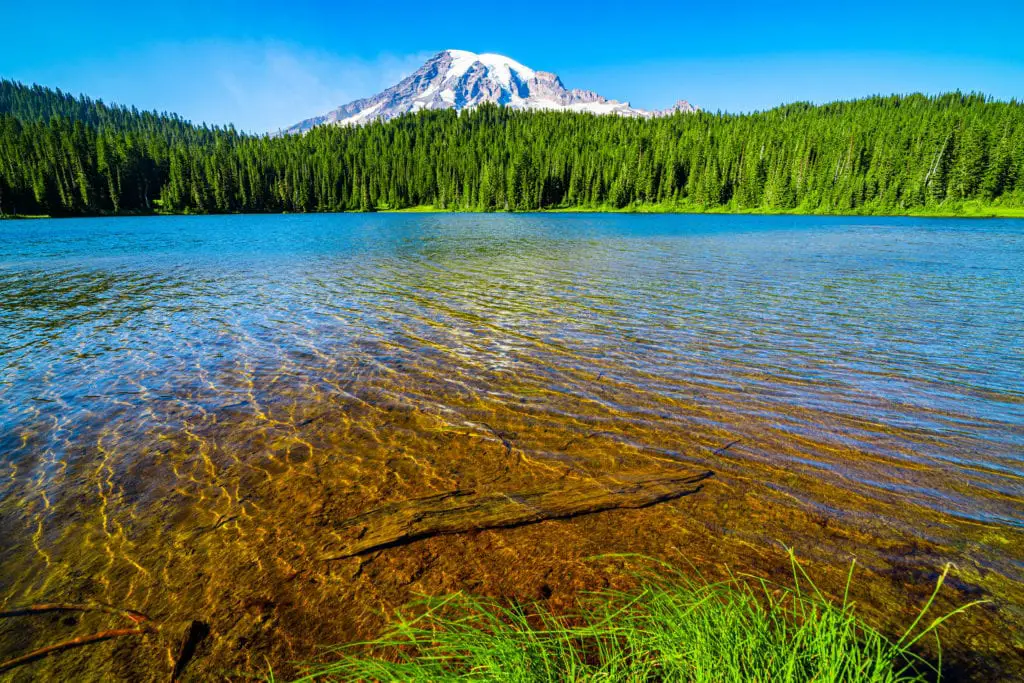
[0,214,1022,679]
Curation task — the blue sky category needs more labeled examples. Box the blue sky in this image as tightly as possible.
[2,0,1022,133]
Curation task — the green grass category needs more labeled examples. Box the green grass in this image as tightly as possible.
[377,202,1024,218]
[7,201,1024,220]
[290,552,981,682]
[544,201,1024,218]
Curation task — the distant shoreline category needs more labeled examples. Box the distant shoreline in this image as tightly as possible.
[4,202,1024,221]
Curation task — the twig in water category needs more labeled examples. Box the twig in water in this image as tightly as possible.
[171,620,210,681]
[0,601,209,678]
[297,413,326,427]
[712,439,742,456]
[0,628,147,673]
[480,422,514,460]
[559,430,616,451]
[0,603,149,624]
[0,602,156,674]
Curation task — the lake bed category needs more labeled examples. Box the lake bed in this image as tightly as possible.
[0,213,1021,679]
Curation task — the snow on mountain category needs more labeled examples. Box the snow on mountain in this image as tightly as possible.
[280,50,697,134]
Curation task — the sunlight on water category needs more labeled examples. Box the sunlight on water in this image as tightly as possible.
[0,214,1021,679]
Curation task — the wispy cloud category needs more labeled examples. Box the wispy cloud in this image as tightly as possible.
[207,43,434,132]
[17,41,434,133]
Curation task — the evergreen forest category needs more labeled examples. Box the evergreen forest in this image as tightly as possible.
[1,79,1022,217]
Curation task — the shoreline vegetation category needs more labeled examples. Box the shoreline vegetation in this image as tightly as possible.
[2,81,1023,220]
[290,553,980,683]
[3,201,1024,220]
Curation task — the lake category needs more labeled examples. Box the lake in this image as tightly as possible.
[0,213,1022,679]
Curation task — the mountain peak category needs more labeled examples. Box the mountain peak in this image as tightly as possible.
[281,50,697,134]
[442,49,536,83]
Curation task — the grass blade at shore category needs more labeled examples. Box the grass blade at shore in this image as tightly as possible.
[292,552,982,682]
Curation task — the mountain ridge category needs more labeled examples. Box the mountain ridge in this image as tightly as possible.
[282,49,696,134]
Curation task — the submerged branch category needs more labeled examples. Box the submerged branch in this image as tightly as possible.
[0,627,147,673]
[0,602,150,624]
[323,469,713,560]
[0,602,208,678]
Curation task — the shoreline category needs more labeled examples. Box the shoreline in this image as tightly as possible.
[3,203,1024,221]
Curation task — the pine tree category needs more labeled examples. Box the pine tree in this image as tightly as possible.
[1,80,1021,218]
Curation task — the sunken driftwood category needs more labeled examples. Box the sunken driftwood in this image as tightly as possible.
[323,469,713,560]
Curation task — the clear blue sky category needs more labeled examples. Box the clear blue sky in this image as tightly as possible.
[2,0,1022,133]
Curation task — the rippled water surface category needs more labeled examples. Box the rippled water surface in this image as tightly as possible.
[1,214,1022,679]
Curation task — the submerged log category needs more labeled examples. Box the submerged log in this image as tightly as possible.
[323,469,713,560]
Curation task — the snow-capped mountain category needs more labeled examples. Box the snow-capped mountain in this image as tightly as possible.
[281,50,696,134]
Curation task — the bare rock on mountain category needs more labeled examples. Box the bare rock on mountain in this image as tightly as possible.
[281,50,698,134]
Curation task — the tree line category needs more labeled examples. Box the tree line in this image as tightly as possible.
[1,79,1022,216]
